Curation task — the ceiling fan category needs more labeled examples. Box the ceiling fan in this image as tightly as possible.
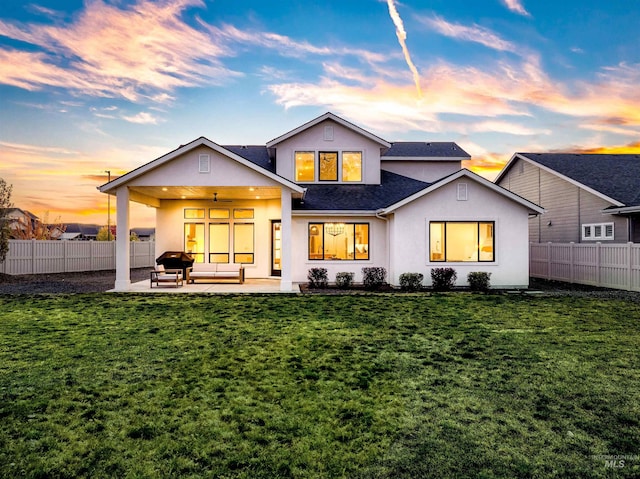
[213,192,232,203]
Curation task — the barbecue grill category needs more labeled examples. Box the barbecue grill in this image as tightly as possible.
[155,251,195,277]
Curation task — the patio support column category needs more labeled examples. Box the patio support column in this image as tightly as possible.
[280,189,293,291]
[114,187,131,291]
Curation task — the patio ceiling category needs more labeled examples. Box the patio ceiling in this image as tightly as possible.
[127,185,286,202]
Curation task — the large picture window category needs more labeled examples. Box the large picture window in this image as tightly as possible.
[430,221,494,262]
[184,223,205,263]
[308,223,369,260]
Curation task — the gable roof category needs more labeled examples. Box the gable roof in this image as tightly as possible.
[382,142,470,159]
[496,153,640,207]
[266,112,391,149]
[381,169,544,215]
[99,137,304,195]
[293,170,430,212]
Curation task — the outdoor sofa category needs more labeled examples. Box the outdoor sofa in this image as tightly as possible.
[186,263,245,284]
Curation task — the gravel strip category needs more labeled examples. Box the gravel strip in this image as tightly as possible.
[0,268,153,294]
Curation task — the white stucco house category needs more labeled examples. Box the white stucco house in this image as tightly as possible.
[99,112,543,291]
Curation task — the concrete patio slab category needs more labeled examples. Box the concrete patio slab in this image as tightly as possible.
[110,278,300,294]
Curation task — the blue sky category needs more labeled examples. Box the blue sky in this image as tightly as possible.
[0,0,639,226]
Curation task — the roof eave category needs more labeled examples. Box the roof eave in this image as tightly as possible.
[98,138,304,195]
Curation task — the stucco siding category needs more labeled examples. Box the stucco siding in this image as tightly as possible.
[291,215,388,284]
[156,198,281,278]
[274,119,382,184]
[130,146,279,188]
[380,160,460,182]
[390,178,532,288]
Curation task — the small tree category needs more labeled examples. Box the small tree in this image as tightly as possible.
[96,226,114,241]
[0,178,13,263]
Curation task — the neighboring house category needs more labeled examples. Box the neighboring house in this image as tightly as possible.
[99,112,543,291]
[2,207,39,237]
[61,223,101,241]
[495,153,640,243]
[130,227,155,241]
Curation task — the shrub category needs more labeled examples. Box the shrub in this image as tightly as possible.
[362,267,387,290]
[431,267,457,291]
[399,272,424,292]
[335,272,355,289]
[307,268,328,288]
[467,272,492,292]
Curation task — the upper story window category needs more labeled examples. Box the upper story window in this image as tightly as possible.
[582,222,614,241]
[342,152,362,182]
[295,150,363,183]
[319,152,338,181]
[295,151,315,182]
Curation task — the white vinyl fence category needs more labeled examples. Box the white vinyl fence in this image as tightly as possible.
[530,242,640,292]
[0,240,156,275]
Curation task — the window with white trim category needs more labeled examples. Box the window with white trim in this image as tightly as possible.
[582,222,614,240]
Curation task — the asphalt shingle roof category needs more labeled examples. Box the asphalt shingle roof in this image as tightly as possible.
[223,145,274,172]
[519,153,640,206]
[383,142,470,158]
[294,170,430,211]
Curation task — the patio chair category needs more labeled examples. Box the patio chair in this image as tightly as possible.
[150,265,183,288]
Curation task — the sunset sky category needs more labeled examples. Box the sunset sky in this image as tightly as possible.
[1,0,639,227]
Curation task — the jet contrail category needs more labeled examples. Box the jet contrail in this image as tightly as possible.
[386,0,422,98]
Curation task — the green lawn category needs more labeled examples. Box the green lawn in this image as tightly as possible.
[0,293,638,478]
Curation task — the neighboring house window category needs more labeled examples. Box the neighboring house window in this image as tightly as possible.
[295,151,315,182]
[429,221,494,262]
[308,223,369,260]
[209,223,230,263]
[582,222,614,240]
[342,152,362,182]
[185,223,205,263]
[234,223,255,263]
[319,152,338,181]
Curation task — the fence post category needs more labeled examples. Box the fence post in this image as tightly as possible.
[596,242,601,287]
[547,242,552,280]
[628,242,633,291]
[31,239,36,274]
[570,242,575,283]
